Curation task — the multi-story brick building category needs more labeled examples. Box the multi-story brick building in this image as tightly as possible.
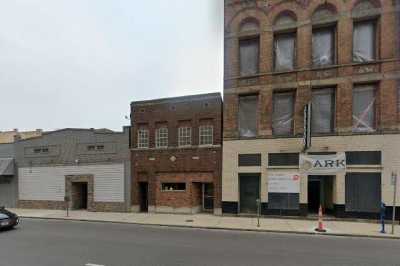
[131,93,222,214]
[223,0,400,218]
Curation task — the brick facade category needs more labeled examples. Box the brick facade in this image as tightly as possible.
[131,93,223,214]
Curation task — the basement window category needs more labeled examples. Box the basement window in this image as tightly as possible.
[162,183,186,192]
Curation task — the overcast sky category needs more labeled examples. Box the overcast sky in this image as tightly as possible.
[0,0,224,132]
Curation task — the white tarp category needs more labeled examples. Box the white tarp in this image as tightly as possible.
[268,173,300,193]
[300,153,346,175]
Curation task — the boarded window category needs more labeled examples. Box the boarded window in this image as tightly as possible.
[162,183,186,191]
[238,95,258,138]
[345,173,381,212]
[239,38,259,76]
[312,88,335,134]
[346,151,381,165]
[272,91,294,136]
[352,85,376,132]
[268,193,299,210]
[268,153,299,166]
[156,127,168,148]
[353,20,376,62]
[178,127,192,146]
[274,33,295,71]
[137,129,149,148]
[238,154,261,167]
[199,125,213,145]
[312,27,335,66]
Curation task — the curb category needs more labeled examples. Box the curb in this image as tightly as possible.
[19,216,400,240]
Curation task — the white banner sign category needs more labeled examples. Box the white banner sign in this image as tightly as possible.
[268,173,300,193]
[300,152,346,175]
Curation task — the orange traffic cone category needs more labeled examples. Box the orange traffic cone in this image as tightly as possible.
[315,205,326,232]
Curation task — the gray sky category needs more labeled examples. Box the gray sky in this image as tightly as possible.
[0,0,224,132]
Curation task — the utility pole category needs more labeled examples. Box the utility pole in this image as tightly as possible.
[392,172,397,235]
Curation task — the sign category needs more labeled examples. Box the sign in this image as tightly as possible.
[300,153,346,175]
[268,173,300,193]
[303,103,312,151]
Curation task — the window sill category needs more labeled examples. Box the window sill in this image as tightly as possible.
[161,190,186,193]
[267,166,299,170]
[347,165,382,169]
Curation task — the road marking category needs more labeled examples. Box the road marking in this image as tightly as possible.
[86,264,105,266]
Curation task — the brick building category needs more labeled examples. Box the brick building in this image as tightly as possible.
[131,93,222,214]
[223,0,400,218]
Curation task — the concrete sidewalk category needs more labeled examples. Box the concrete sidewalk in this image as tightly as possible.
[10,208,400,239]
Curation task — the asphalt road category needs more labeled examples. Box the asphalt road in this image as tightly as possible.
[0,219,399,266]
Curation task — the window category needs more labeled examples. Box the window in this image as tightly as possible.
[178,127,192,146]
[33,147,49,154]
[33,148,42,154]
[199,125,213,145]
[162,183,186,191]
[272,91,294,136]
[238,95,258,138]
[346,151,381,165]
[238,154,261,167]
[352,85,376,132]
[312,88,335,134]
[87,145,95,151]
[156,127,168,148]
[345,173,381,212]
[268,193,299,210]
[96,145,104,150]
[353,20,376,62]
[274,33,296,71]
[312,27,335,66]
[268,153,299,167]
[137,129,149,148]
[239,38,259,76]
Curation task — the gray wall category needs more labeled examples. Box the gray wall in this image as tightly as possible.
[0,143,17,208]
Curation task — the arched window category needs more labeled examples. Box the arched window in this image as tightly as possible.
[238,18,260,76]
[352,1,380,62]
[273,13,297,71]
[312,5,338,67]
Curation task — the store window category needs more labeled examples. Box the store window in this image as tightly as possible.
[345,172,381,212]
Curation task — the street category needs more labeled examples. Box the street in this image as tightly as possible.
[0,219,399,266]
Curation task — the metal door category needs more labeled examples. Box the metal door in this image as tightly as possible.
[239,174,260,214]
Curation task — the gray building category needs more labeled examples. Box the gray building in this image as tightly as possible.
[15,127,131,212]
[0,143,17,208]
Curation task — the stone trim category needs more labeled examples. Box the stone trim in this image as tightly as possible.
[65,174,94,211]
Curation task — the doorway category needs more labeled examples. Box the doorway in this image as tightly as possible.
[139,182,148,212]
[239,174,260,214]
[71,182,88,210]
[202,183,214,212]
[308,176,334,214]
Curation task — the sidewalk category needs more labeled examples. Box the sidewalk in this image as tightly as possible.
[10,208,400,239]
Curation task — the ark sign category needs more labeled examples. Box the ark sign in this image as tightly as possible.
[300,153,346,175]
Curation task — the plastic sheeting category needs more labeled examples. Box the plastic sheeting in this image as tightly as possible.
[239,38,259,76]
[274,34,295,71]
[353,21,375,62]
[312,88,334,133]
[352,85,375,132]
[272,92,294,135]
[239,95,258,137]
[312,28,334,66]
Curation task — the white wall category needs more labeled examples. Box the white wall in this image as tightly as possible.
[19,164,125,202]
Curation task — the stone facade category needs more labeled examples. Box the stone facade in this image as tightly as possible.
[131,93,223,214]
[223,0,400,218]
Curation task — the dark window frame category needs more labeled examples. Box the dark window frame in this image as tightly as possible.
[238,154,262,167]
[268,153,299,167]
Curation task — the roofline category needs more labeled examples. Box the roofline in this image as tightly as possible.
[131,92,222,107]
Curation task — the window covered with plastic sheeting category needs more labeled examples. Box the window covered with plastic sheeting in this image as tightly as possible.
[272,92,294,135]
[397,81,400,113]
[239,38,259,76]
[274,33,295,71]
[311,88,335,134]
[353,20,376,62]
[238,95,258,138]
[312,27,335,67]
[352,85,376,132]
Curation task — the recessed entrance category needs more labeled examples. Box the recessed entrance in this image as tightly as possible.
[71,182,88,210]
[139,182,148,212]
[239,173,260,214]
[308,176,334,214]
